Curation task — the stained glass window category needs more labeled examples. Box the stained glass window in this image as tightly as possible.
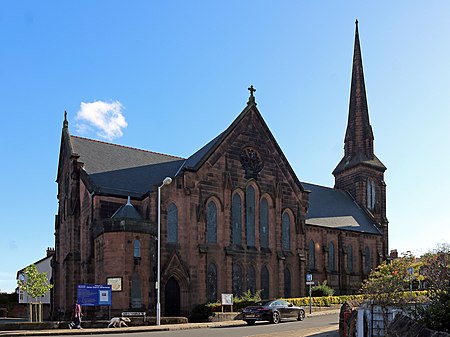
[207,263,218,302]
[232,263,243,296]
[282,212,290,250]
[247,265,256,294]
[328,242,335,271]
[347,244,354,273]
[364,246,371,274]
[246,186,255,247]
[133,239,141,258]
[260,198,269,248]
[232,194,242,245]
[207,202,217,243]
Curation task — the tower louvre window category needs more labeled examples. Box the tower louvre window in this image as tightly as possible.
[366,178,376,210]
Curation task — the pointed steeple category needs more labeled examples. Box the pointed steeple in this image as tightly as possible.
[344,19,374,160]
[333,20,385,175]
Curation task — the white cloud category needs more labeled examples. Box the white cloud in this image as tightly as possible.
[75,100,127,141]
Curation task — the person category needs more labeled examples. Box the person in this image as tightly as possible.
[68,301,82,329]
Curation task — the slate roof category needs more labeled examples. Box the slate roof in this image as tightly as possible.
[111,198,143,220]
[333,152,386,175]
[302,182,381,235]
[71,136,183,174]
[70,135,185,197]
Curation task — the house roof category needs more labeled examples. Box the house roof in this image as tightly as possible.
[302,182,381,235]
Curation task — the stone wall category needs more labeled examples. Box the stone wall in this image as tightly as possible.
[387,314,450,337]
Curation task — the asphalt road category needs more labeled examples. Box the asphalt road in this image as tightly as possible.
[71,313,339,337]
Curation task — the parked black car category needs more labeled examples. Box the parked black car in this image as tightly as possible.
[242,299,306,325]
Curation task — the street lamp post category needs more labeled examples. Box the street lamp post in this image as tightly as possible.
[156,177,172,326]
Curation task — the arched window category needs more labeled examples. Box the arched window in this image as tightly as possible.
[261,266,270,300]
[232,263,243,296]
[207,201,217,243]
[246,186,255,247]
[347,244,354,273]
[133,239,141,258]
[284,267,291,297]
[282,212,291,250]
[367,178,376,210]
[308,240,315,270]
[232,194,242,245]
[260,198,269,248]
[167,203,178,243]
[207,263,218,303]
[328,242,335,271]
[247,265,256,294]
[364,246,371,274]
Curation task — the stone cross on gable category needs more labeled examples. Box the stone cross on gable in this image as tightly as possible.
[248,85,256,97]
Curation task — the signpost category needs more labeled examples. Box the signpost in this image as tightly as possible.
[408,267,414,298]
[306,274,314,314]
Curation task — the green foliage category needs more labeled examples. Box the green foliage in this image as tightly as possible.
[17,264,53,301]
[414,245,450,332]
[360,252,422,307]
[311,281,335,297]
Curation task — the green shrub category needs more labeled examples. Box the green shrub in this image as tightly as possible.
[311,281,335,297]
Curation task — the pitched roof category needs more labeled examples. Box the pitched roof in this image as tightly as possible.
[86,159,185,197]
[67,136,185,197]
[71,136,183,174]
[111,198,143,220]
[302,182,381,235]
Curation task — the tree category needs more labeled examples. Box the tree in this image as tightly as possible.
[414,244,450,332]
[17,264,53,322]
[360,252,422,307]
[360,252,423,335]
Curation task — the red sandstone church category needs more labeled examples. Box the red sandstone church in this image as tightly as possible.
[53,21,387,318]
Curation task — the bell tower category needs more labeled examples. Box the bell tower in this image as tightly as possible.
[333,20,388,257]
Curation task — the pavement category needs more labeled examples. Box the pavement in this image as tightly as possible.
[0,308,341,336]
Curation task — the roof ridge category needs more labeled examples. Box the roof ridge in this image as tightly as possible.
[70,135,184,160]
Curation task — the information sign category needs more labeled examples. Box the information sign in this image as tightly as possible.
[77,284,112,306]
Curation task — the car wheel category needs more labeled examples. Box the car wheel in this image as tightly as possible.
[297,309,305,321]
[271,311,280,324]
[245,320,255,325]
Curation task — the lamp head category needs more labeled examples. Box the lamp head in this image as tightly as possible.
[162,177,172,186]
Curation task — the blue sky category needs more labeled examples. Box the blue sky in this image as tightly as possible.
[1,1,449,293]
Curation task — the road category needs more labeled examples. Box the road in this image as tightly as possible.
[73,313,339,337]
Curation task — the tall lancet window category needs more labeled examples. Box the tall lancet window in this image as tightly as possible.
[207,201,217,243]
[366,178,376,210]
[232,194,242,245]
[259,198,269,248]
[246,185,255,247]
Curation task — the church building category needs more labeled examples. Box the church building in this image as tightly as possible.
[53,21,387,318]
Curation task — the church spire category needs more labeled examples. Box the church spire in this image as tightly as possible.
[344,19,374,160]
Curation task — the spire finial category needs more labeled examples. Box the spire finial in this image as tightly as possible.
[355,19,358,26]
[247,85,257,106]
[63,110,68,128]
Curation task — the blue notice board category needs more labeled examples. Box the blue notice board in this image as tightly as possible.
[77,284,112,306]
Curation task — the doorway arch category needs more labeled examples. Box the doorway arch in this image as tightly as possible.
[164,277,180,316]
